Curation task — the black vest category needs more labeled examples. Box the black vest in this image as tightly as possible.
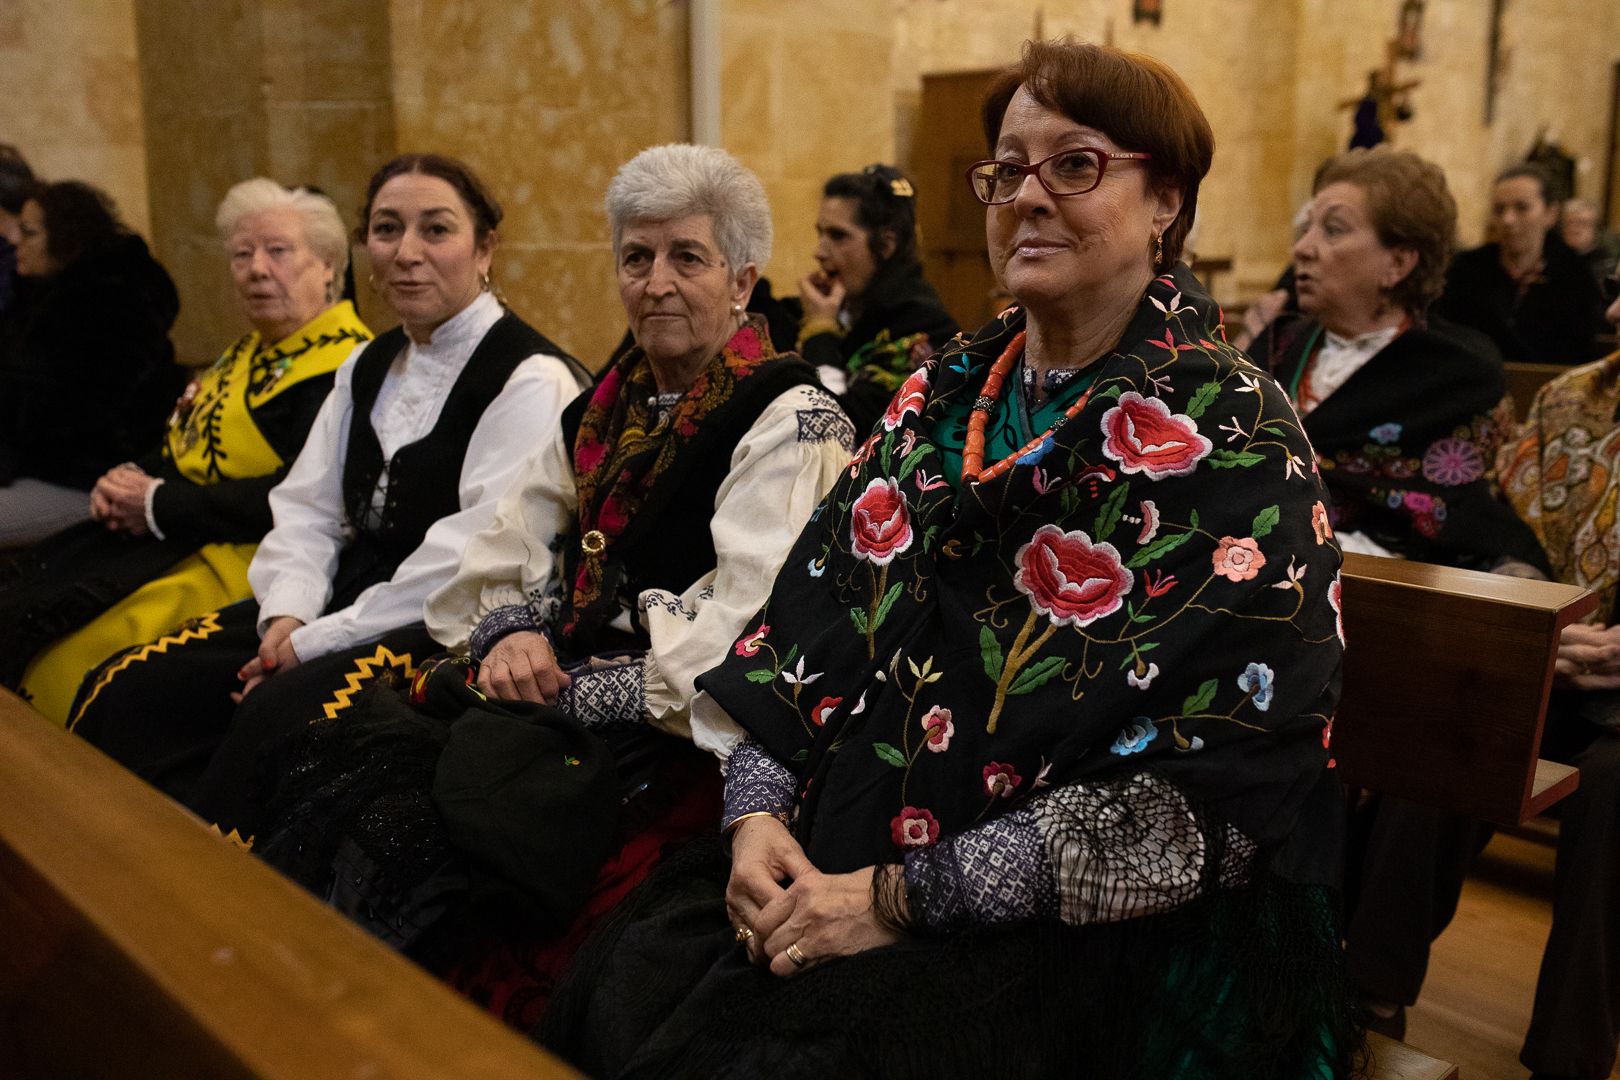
[329,312,576,610]
[556,356,818,653]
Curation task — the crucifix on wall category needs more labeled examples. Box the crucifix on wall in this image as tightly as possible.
[1338,37,1422,149]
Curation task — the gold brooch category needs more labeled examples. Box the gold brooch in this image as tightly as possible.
[581,529,607,555]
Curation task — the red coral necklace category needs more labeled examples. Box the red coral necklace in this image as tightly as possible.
[961,331,1097,485]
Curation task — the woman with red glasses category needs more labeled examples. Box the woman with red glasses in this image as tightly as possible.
[541,40,1352,1080]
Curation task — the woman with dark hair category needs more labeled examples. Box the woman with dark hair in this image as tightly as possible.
[0,179,182,546]
[1432,162,1607,365]
[543,41,1349,1080]
[1249,146,1547,573]
[0,178,371,724]
[0,143,36,316]
[70,153,587,823]
[793,164,957,433]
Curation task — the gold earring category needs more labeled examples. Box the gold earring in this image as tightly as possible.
[367,273,378,291]
[481,271,492,292]
[1153,234,1165,268]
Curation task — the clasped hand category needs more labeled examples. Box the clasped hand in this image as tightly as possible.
[234,615,303,701]
[89,463,156,535]
[1556,622,1620,690]
[476,629,571,704]
[725,815,901,977]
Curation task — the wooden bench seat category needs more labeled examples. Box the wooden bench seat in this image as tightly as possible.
[0,687,580,1080]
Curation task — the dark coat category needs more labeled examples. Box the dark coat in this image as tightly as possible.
[1432,235,1607,366]
[0,233,183,488]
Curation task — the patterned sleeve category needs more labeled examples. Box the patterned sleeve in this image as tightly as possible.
[720,738,796,830]
[902,772,1256,933]
[554,656,648,732]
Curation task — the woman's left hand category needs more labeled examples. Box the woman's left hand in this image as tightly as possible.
[756,865,903,977]
[90,464,155,535]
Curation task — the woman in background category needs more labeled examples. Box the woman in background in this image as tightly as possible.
[793,164,957,433]
[0,180,182,546]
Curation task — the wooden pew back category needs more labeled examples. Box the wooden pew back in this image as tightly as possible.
[1502,360,1567,422]
[1334,551,1595,826]
[0,688,580,1080]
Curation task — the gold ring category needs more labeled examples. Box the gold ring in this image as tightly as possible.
[734,925,754,942]
[785,942,808,967]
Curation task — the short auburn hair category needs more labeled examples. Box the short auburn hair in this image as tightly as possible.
[980,39,1214,268]
[1315,146,1456,314]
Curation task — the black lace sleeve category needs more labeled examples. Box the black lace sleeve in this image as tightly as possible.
[902,771,1256,933]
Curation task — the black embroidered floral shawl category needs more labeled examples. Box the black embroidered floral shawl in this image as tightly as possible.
[698,266,1346,873]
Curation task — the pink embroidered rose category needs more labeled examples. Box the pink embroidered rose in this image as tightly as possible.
[811,695,843,727]
[729,324,763,361]
[983,762,1023,799]
[1311,501,1333,545]
[891,806,940,848]
[1211,536,1266,582]
[850,477,913,565]
[920,705,954,752]
[1100,391,1213,479]
[1013,524,1132,628]
[1328,572,1345,646]
[880,366,931,431]
[734,625,770,657]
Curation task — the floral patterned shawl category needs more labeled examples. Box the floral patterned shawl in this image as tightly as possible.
[698,266,1345,873]
[1498,352,1620,618]
[1252,311,1547,573]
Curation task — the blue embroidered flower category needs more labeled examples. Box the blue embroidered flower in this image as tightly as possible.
[1237,662,1274,711]
[1370,422,1403,445]
[1385,490,1404,509]
[1017,435,1055,466]
[807,556,827,578]
[1110,718,1158,756]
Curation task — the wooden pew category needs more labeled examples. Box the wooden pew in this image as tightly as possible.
[1335,552,1595,1080]
[1502,360,1567,422]
[0,687,580,1080]
[1334,551,1595,827]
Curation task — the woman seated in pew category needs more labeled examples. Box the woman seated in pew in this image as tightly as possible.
[0,180,184,547]
[251,144,853,1027]
[0,178,371,724]
[791,164,957,434]
[539,42,1351,1079]
[1347,275,1620,1080]
[1249,146,1547,573]
[69,153,587,814]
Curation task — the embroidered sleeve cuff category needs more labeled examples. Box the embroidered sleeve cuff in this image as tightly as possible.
[554,658,647,731]
[468,603,545,660]
[902,804,1056,934]
[720,739,796,830]
[143,478,166,540]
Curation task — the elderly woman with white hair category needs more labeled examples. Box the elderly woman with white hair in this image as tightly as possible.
[0,177,372,723]
[249,143,855,1028]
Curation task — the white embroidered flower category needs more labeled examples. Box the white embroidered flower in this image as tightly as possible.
[780,656,822,686]
[1127,662,1160,690]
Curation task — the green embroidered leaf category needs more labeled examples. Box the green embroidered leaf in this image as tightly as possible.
[791,748,809,762]
[850,607,869,634]
[1260,422,1290,436]
[1060,486,1082,515]
[1250,504,1281,538]
[898,444,933,477]
[1185,380,1221,419]
[872,581,904,633]
[1189,509,1199,529]
[1125,528,1193,569]
[980,624,1004,681]
[922,524,940,552]
[1094,484,1130,541]
[784,644,799,667]
[1208,449,1266,469]
[874,742,907,768]
[1097,384,1124,400]
[745,669,775,684]
[1182,678,1219,715]
[1009,655,1066,695]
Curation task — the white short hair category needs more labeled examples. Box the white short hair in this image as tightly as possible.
[605,144,771,271]
[214,178,350,302]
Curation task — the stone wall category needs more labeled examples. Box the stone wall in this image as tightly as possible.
[0,0,149,234]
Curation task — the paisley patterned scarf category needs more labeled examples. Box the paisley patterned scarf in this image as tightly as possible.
[1498,351,1620,617]
[564,316,775,637]
[699,266,1345,873]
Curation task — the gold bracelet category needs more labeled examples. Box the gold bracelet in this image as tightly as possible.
[723,810,790,837]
